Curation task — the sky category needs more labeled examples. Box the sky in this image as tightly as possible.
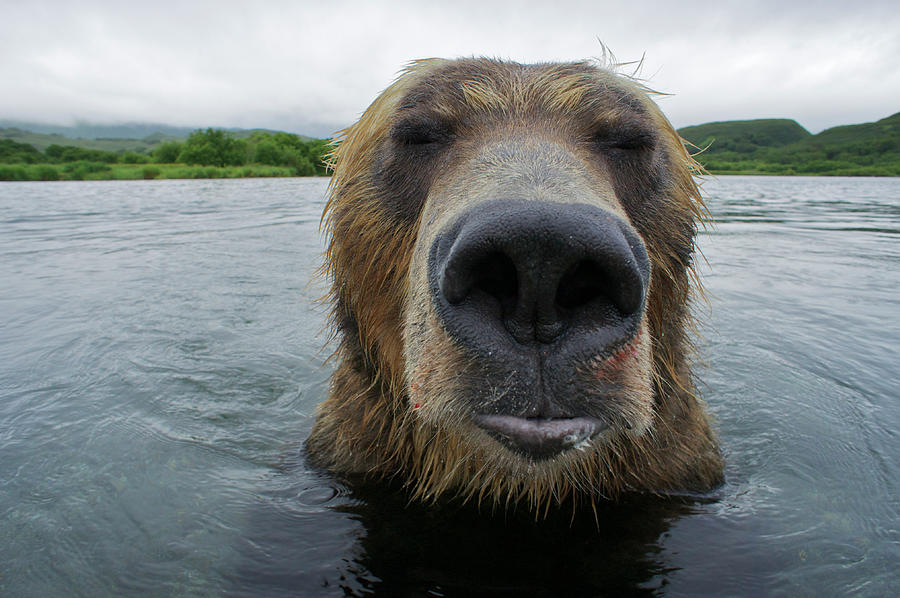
[1,0,898,137]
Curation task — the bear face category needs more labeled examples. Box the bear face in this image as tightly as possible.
[307,58,723,512]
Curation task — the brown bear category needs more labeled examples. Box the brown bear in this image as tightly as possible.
[306,57,724,513]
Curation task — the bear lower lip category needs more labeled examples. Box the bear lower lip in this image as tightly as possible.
[472,414,607,460]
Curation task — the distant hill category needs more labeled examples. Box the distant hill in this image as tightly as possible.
[679,119,812,153]
[0,121,314,152]
[677,113,900,176]
[0,127,177,152]
[0,120,200,141]
[810,112,900,146]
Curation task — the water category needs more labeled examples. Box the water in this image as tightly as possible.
[0,176,897,596]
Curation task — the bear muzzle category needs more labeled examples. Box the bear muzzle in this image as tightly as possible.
[428,198,651,459]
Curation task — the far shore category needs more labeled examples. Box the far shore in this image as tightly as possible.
[0,162,319,182]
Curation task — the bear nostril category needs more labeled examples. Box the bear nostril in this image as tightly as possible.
[470,252,518,314]
[556,260,606,310]
[556,259,643,316]
[440,251,518,309]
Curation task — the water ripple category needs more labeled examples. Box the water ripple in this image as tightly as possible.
[2,176,898,596]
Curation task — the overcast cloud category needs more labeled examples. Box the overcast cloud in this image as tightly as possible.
[1,0,898,136]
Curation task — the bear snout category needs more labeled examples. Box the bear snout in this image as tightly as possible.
[425,198,653,458]
[430,198,650,357]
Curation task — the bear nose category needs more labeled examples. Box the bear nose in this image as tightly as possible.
[434,199,650,346]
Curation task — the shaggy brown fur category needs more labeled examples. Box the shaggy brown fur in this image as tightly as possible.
[307,57,723,513]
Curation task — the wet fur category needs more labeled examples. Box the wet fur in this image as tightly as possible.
[307,57,723,513]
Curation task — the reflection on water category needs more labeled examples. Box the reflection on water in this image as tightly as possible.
[0,176,897,596]
[230,474,708,596]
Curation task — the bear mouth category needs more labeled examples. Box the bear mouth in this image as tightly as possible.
[472,414,608,460]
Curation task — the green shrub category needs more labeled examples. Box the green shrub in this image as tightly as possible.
[290,155,316,176]
[184,166,222,178]
[0,139,42,164]
[45,144,119,163]
[62,161,112,180]
[35,165,60,180]
[152,141,183,163]
[120,151,151,164]
[142,166,161,179]
[0,165,29,180]
[63,161,111,174]
[253,139,287,165]
[178,129,248,166]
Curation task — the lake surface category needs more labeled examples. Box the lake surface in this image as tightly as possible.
[1,176,897,596]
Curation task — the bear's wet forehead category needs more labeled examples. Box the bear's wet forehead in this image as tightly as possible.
[394,59,653,132]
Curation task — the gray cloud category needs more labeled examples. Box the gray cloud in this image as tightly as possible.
[2,0,898,136]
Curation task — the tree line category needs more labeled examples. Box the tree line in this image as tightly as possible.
[690,134,899,176]
[0,128,331,176]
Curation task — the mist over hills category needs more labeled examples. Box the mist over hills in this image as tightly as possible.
[0,120,202,141]
[0,120,312,145]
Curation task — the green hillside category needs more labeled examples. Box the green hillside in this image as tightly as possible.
[679,119,811,153]
[678,113,900,176]
[812,112,900,145]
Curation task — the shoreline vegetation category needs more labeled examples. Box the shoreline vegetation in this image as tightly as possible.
[2,111,899,181]
[0,162,314,182]
[0,128,330,182]
[679,112,899,177]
